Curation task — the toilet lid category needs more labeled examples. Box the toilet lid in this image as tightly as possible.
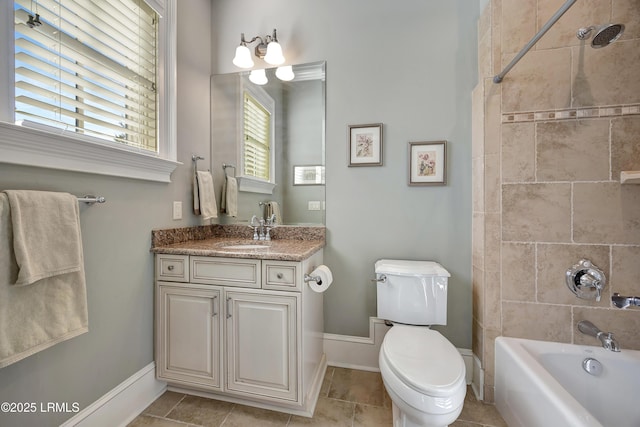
[381,325,465,397]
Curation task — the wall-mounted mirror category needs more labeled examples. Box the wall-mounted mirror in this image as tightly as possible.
[211,61,326,225]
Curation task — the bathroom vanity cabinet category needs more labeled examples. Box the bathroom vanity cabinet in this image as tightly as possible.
[154,248,325,417]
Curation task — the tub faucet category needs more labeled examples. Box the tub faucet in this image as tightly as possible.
[577,320,620,352]
[612,293,640,309]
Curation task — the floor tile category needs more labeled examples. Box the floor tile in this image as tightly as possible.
[222,405,290,426]
[353,403,393,427]
[458,387,507,427]
[328,367,387,407]
[451,420,486,427]
[128,414,193,427]
[165,395,234,427]
[319,366,334,397]
[288,396,354,426]
[142,391,186,417]
[129,369,507,427]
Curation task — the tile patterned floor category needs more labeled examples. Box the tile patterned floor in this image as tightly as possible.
[129,367,507,427]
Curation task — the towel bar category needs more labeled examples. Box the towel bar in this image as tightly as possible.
[77,195,105,204]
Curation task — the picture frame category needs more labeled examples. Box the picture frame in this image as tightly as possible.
[293,165,325,185]
[348,123,383,166]
[408,141,446,186]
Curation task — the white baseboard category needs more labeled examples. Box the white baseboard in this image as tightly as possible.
[471,354,484,401]
[323,317,474,384]
[323,317,391,372]
[459,348,474,385]
[60,362,166,427]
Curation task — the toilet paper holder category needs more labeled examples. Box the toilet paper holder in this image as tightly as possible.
[304,273,323,285]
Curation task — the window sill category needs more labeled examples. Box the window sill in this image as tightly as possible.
[236,176,276,194]
[0,121,179,182]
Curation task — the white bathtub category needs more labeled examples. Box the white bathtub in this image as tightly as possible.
[495,336,640,427]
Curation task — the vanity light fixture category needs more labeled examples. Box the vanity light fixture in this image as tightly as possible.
[249,69,268,85]
[275,65,295,81]
[232,29,285,69]
[248,66,295,86]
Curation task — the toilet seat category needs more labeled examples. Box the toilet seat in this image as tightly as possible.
[381,325,466,397]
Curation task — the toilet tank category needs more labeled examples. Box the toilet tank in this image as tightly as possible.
[375,259,450,326]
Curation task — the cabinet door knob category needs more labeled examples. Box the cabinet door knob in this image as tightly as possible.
[276,273,284,279]
[212,295,218,317]
[167,265,174,271]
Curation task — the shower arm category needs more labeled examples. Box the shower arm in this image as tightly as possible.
[493,0,577,84]
[576,26,597,39]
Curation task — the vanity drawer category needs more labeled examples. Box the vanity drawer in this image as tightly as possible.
[263,261,300,291]
[191,256,261,288]
[156,255,189,282]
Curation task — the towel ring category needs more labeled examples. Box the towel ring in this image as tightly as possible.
[192,155,204,171]
[223,163,236,177]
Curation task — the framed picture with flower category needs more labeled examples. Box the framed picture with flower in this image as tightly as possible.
[408,141,446,185]
[348,123,383,166]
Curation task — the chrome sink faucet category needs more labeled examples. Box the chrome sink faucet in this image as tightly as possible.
[249,214,277,241]
[577,320,620,352]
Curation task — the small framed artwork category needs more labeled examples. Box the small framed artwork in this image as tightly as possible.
[293,165,325,185]
[348,123,383,166]
[408,141,446,185]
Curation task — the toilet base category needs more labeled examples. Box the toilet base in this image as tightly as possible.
[389,392,462,427]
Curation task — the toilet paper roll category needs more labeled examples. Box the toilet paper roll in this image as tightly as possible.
[307,265,333,293]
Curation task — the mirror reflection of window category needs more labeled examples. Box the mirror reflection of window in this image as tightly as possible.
[242,86,275,184]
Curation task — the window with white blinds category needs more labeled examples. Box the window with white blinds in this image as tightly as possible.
[243,91,272,181]
[13,0,158,152]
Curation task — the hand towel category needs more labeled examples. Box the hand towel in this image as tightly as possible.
[0,191,88,368]
[196,171,218,220]
[4,190,83,286]
[221,175,238,217]
[192,173,201,215]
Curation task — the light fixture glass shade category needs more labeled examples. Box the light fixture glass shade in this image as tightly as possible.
[275,65,295,81]
[264,41,285,65]
[233,45,254,68]
[249,69,268,85]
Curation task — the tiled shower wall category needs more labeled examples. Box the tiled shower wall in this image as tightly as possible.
[472,0,640,402]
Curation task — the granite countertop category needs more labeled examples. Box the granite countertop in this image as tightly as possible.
[151,224,325,262]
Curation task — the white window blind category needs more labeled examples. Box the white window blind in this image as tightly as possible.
[14,0,158,151]
[243,91,271,181]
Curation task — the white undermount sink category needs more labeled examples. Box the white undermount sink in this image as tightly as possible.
[221,244,270,250]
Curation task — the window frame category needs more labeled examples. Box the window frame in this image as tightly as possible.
[0,0,178,183]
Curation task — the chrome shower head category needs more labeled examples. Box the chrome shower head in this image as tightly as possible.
[577,24,625,48]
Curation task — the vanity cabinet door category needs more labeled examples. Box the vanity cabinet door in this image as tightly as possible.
[225,289,300,402]
[156,282,222,390]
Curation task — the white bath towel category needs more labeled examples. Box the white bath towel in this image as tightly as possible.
[5,190,83,286]
[0,191,88,368]
[196,171,218,220]
[221,175,238,217]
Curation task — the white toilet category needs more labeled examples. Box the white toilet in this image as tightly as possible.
[375,259,466,427]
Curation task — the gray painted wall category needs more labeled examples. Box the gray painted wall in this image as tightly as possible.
[0,2,212,426]
[211,0,480,348]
